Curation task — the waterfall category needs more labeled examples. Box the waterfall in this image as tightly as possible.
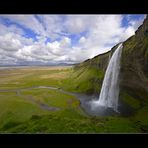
[91,43,123,112]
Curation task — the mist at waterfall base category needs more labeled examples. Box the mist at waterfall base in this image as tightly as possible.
[80,44,123,116]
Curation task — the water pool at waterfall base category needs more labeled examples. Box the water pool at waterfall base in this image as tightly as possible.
[75,94,119,116]
[82,98,120,116]
[76,94,134,117]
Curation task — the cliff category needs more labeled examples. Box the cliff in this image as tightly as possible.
[120,15,148,104]
[68,15,148,114]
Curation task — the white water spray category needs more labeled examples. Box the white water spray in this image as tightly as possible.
[91,43,123,112]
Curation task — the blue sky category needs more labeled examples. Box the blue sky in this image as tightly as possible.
[122,15,144,27]
[0,15,146,65]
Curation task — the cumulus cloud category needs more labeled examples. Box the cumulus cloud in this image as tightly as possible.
[0,33,22,51]
[64,15,89,34]
[0,23,25,36]
[0,15,145,65]
[2,15,46,36]
[79,36,86,44]
[60,37,71,48]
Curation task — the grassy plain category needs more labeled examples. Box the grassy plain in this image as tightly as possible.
[0,66,147,133]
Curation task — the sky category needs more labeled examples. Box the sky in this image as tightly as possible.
[0,14,146,65]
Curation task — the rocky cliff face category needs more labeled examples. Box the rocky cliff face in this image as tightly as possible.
[72,15,148,109]
[120,15,148,103]
[74,51,110,71]
[72,50,110,94]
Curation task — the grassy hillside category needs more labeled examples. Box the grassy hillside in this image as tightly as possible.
[61,51,111,94]
[0,67,141,133]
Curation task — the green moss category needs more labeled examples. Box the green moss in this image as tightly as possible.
[21,88,80,109]
[131,106,148,132]
[0,93,50,130]
[120,92,141,110]
[62,66,104,94]
[0,91,16,95]
[0,109,99,133]
[1,121,21,131]
[103,117,138,132]
[1,111,140,133]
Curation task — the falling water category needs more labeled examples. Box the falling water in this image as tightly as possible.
[91,43,123,112]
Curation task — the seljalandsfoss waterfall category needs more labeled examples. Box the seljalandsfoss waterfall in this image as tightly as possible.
[91,43,123,113]
[77,43,123,116]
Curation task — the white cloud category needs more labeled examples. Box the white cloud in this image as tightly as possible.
[37,15,64,39]
[1,15,64,40]
[0,15,145,65]
[0,33,22,51]
[2,15,46,36]
[119,16,145,42]
[86,16,123,48]
[79,36,86,44]
[64,15,89,34]
[120,26,135,41]
[60,37,71,48]
[0,23,25,36]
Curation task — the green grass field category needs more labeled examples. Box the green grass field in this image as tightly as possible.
[0,66,147,133]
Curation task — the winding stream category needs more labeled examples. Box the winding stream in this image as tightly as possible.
[0,85,121,116]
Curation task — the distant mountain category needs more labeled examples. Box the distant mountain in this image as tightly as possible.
[0,62,75,67]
